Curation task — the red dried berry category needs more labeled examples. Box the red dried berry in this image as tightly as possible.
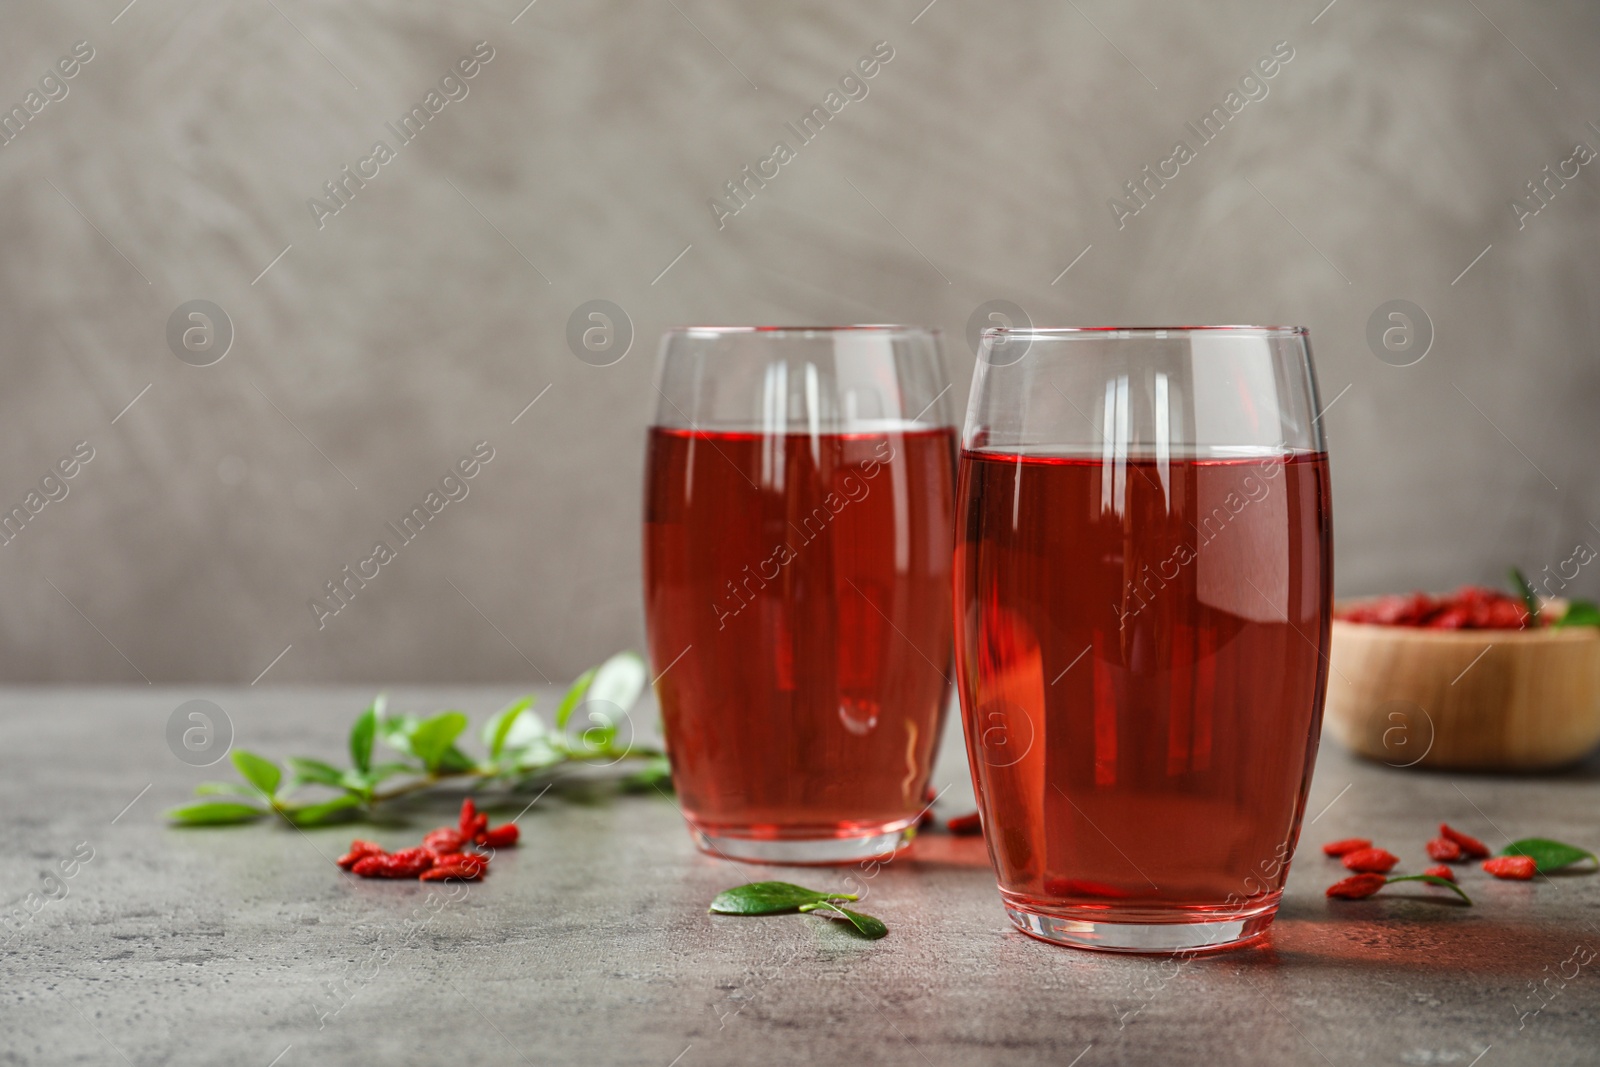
[1321,837,1372,857]
[1424,865,1455,882]
[1483,856,1537,880]
[946,813,983,836]
[336,840,385,870]
[459,799,488,841]
[1440,823,1490,859]
[1342,848,1399,874]
[1425,837,1463,862]
[353,847,436,879]
[423,828,467,854]
[478,824,519,849]
[421,862,484,882]
[1326,874,1388,899]
[426,853,487,877]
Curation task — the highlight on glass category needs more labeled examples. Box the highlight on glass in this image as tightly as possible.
[643,326,957,864]
[953,326,1333,952]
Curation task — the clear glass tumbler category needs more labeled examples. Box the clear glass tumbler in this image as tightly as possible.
[954,326,1333,952]
[644,326,957,863]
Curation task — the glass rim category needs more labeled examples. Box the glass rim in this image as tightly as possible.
[984,325,1308,338]
[664,324,939,339]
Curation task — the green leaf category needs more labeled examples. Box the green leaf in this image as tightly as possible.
[231,750,281,798]
[194,781,257,796]
[1554,601,1600,629]
[409,711,470,771]
[1509,567,1541,625]
[168,801,269,825]
[798,901,889,939]
[285,795,365,827]
[510,738,563,772]
[1501,837,1598,872]
[557,668,597,731]
[1385,874,1473,905]
[709,882,858,916]
[285,757,345,789]
[350,698,380,773]
[378,713,419,757]
[483,697,536,760]
[620,756,672,792]
[587,652,648,714]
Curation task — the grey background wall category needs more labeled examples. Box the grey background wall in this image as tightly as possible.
[1,0,1595,684]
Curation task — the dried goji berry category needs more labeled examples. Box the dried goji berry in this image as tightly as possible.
[1424,865,1455,882]
[1326,874,1387,899]
[353,847,435,879]
[420,862,484,882]
[1483,856,1537,880]
[477,824,518,848]
[459,799,488,841]
[1439,823,1490,859]
[427,853,487,876]
[1425,837,1462,862]
[1321,837,1371,857]
[946,813,983,836]
[336,840,385,870]
[423,828,467,854]
[1342,848,1399,873]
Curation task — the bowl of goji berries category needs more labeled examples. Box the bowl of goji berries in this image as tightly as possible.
[1324,579,1600,771]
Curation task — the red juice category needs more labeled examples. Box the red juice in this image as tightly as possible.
[954,449,1332,921]
[644,425,956,850]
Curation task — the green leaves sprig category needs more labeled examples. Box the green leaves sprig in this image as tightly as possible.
[168,652,665,828]
[1508,568,1600,629]
[710,881,888,940]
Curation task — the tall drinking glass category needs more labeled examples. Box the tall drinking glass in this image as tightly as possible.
[954,326,1332,952]
[644,326,957,863]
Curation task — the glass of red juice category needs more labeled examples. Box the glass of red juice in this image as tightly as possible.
[643,326,957,864]
[954,326,1333,952]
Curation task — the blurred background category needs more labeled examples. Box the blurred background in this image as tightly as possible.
[1,0,1595,684]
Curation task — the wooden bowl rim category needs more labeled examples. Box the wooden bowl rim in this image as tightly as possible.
[1332,595,1598,645]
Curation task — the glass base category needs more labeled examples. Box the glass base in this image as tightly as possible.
[690,824,914,865]
[1004,902,1277,955]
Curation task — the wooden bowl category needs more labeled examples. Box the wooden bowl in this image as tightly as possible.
[1324,603,1600,770]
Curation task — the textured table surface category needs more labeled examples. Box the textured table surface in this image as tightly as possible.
[2,686,1597,1066]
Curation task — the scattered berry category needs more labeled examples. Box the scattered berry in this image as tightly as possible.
[1342,848,1399,874]
[336,840,385,870]
[1425,837,1463,862]
[1483,856,1537,880]
[1326,874,1388,899]
[1322,837,1372,857]
[1424,865,1455,882]
[1440,823,1490,859]
[946,813,983,836]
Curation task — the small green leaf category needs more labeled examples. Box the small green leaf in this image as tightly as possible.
[378,714,420,756]
[168,801,269,825]
[285,757,345,789]
[285,795,365,827]
[1501,837,1598,872]
[620,756,672,792]
[710,882,858,916]
[194,781,257,797]
[231,750,281,798]
[1509,567,1541,625]
[798,901,889,939]
[587,652,648,714]
[1554,601,1600,629]
[511,738,563,772]
[350,698,380,773]
[1386,874,1474,905]
[483,697,535,760]
[557,668,597,731]
[410,711,470,771]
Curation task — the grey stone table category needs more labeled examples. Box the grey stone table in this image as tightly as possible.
[3,687,1597,1066]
